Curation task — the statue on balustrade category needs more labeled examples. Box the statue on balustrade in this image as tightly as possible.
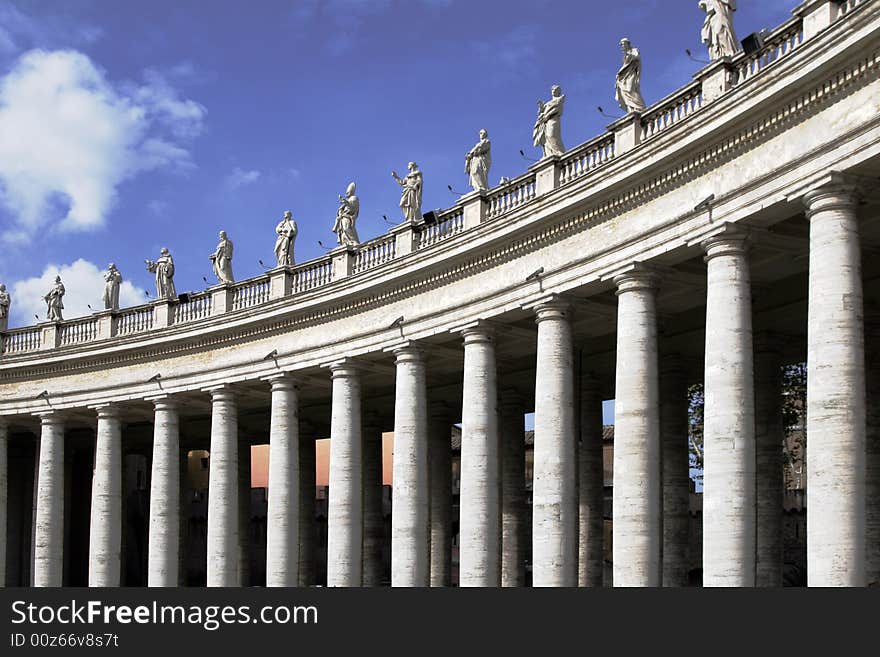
[391,163,423,223]
[532,85,565,158]
[0,283,10,331]
[699,0,740,61]
[615,38,646,113]
[102,263,122,312]
[465,129,492,192]
[274,211,298,266]
[44,276,65,321]
[145,247,177,301]
[333,182,361,246]
[210,230,235,284]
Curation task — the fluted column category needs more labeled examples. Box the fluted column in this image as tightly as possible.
[0,420,7,587]
[206,386,239,587]
[88,405,123,586]
[660,356,690,587]
[327,361,363,587]
[531,298,577,587]
[362,414,385,587]
[34,412,64,587]
[579,373,604,587]
[458,324,500,587]
[612,267,661,587]
[391,344,429,587]
[702,228,755,587]
[428,402,452,587]
[298,432,316,587]
[754,334,784,587]
[866,310,880,586]
[265,374,299,587]
[148,397,179,587]
[804,181,865,587]
[500,392,526,587]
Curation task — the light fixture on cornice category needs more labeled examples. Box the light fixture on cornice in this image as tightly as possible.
[526,267,545,282]
[35,390,49,400]
[389,316,404,330]
[317,240,333,252]
[264,349,279,361]
[519,149,539,163]
[148,373,162,383]
[447,184,466,196]
[694,194,715,212]
[597,106,620,120]
[685,49,710,65]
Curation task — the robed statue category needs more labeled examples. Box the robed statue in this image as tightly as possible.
[210,230,234,284]
[102,263,122,311]
[391,163,423,223]
[465,129,492,192]
[333,183,361,246]
[44,275,65,321]
[274,211,298,266]
[533,85,565,158]
[699,0,740,61]
[0,283,10,331]
[615,38,646,113]
[145,248,177,300]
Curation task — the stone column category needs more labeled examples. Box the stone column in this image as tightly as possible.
[238,439,251,586]
[702,228,756,587]
[531,298,577,587]
[298,432,316,587]
[612,267,661,587]
[178,447,189,587]
[660,356,690,587]
[0,420,7,587]
[362,414,385,587]
[428,402,452,587]
[148,397,179,587]
[579,373,605,587]
[391,344,430,587]
[754,334,784,587]
[88,405,123,587]
[206,386,239,587]
[34,412,64,587]
[866,310,880,586]
[500,392,526,587]
[326,361,363,587]
[265,374,300,587]
[804,181,865,587]
[458,324,500,587]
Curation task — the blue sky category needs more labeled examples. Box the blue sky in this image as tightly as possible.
[0,0,795,328]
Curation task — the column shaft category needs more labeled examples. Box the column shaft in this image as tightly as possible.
[702,231,756,587]
[207,387,239,587]
[429,405,452,587]
[459,326,500,586]
[754,338,784,587]
[0,421,7,587]
[298,435,316,587]
[805,184,865,586]
[327,363,362,587]
[867,311,880,586]
[238,440,251,587]
[660,358,690,587]
[612,269,661,587]
[34,414,64,587]
[266,376,299,587]
[391,346,429,587]
[500,396,526,587]
[362,419,385,587]
[88,406,122,586]
[532,300,577,587]
[579,375,605,587]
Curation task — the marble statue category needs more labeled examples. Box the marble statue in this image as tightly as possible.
[532,85,566,158]
[102,263,122,312]
[145,248,177,300]
[44,276,65,321]
[333,183,361,246]
[0,283,10,331]
[274,211,298,266]
[210,230,235,284]
[465,129,492,192]
[615,38,646,114]
[699,0,740,60]
[391,163,423,223]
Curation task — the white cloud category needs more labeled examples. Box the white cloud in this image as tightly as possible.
[10,258,148,327]
[224,167,262,189]
[0,49,206,243]
[0,3,103,59]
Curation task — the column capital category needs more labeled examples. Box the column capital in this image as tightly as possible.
[602,263,660,294]
[261,371,299,390]
[33,410,64,424]
[451,319,495,343]
[203,383,236,402]
[789,171,865,216]
[390,342,425,363]
[89,403,122,419]
[144,394,179,410]
[322,357,364,378]
[701,223,750,262]
[523,293,572,323]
